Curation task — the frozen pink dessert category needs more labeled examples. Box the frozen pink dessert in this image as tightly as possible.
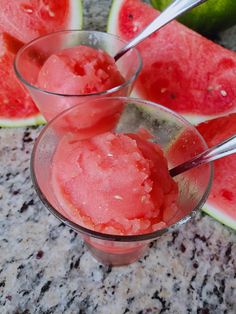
[51,130,179,236]
[37,45,125,94]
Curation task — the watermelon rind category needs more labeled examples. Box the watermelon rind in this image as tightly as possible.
[0,0,83,128]
[179,111,236,125]
[68,0,83,30]
[0,114,46,128]
[107,0,124,34]
[202,204,236,231]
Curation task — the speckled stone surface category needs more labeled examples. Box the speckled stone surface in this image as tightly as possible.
[0,1,236,313]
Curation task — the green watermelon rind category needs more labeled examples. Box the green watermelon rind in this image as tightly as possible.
[150,0,236,36]
[202,204,236,231]
[0,0,83,128]
[0,114,46,128]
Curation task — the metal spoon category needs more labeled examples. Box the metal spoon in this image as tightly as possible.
[114,0,207,61]
[169,134,236,177]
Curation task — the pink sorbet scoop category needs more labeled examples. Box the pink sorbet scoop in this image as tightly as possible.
[37,45,125,94]
[51,130,179,235]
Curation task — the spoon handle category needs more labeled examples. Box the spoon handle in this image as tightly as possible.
[114,0,207,61]
[169,134,236,177]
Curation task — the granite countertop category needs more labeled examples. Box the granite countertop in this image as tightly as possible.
[0,1,236,313]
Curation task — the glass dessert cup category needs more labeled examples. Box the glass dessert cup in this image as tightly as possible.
[31,97,213,266]
[14,30,142,121]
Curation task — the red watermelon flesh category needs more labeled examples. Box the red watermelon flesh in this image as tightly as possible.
[108,0,236,123]
[0,32,40,120]
[0,0,82,126]
[0,0,71,43]
[197,114,236,229]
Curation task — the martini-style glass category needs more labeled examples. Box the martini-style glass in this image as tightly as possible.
[14,30,142,121]
[31,97,212,266]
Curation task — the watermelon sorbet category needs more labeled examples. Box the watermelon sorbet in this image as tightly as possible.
[37,45,125,94]
[51,129,179,236]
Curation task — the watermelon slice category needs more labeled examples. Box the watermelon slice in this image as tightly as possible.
[0,0,83,127]
[107,0,236,124]
[197,114,236,230]
[0,0,83,43]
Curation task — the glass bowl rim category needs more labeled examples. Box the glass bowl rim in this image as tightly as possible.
[31,96,213,242]
[14,29,142,98]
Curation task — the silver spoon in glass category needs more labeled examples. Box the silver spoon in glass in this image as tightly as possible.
[114,0,207,61]
[169,134,236,177]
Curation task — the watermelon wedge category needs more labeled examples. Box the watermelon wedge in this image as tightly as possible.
[0,0,83,127]
[197,114,236,230]
[107,0,236,124]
